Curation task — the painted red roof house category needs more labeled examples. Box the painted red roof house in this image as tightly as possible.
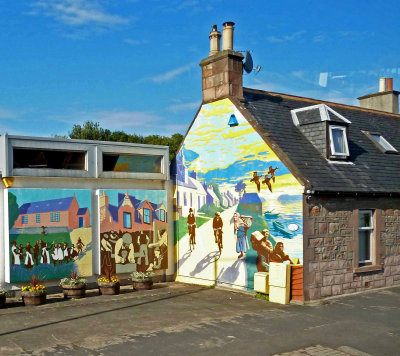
[13,194,90,230]
[99,191,167,233]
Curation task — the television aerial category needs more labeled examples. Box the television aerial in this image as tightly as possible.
[243,51,261,74]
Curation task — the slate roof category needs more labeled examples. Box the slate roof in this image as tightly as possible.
[77,207,88,215]
[107,205,119,222]
[240,193,264,204]
[19,197,74,214]
[243,87,400,194]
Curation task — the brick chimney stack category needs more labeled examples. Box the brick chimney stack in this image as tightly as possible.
[358,77,399,114]
[199,22,244,103]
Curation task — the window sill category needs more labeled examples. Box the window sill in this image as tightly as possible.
[353,265,383,273]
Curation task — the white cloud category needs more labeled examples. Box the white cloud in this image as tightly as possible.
[0,107,18,119]
[28,0,130,36]
[140,62,195,83]
[166,101,200,113]
[124,38,148,46]
[50,109,188,134]
[267,31,306,43]
[312,34,325,43]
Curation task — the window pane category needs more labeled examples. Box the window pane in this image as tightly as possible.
[332,128,346,153]
[123,213,132,228]
[13,148,86,170]
[359,230,371,262]
[359,211,372,228]
[103,153,162,173]
[371,134,397,152]
[144,209,150,223]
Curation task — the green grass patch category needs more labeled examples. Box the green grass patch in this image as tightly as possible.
[255,292,269,301]
[174,216,210,243]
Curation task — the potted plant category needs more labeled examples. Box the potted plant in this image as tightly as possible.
[98,268,120,295]
[0,289,7,308]
[60,270,87,299]
[131,271,154,290]
[21,275,47,306]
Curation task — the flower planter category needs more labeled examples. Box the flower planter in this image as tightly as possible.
[61,284,86,299]
[0,294,6,308]
[22,291,46,306]
[98,282,120,295]
[132,278,153,290]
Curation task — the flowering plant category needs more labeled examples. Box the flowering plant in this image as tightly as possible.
[98,267,119,283]
[131,271,154,280]
[60,270,86,286]
[0,289,7,296]
[98,276,120,283]
[22,275,47,294]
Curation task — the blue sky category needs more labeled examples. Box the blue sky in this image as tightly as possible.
[1,1,399,137]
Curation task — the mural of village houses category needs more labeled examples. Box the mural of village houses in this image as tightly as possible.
[7,189,92,283]
[99,189,168,275]
[173,98,304,290]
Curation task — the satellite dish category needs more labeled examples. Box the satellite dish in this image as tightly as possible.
[243,51,253,74]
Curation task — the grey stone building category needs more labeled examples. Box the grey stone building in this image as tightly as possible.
[243,80,400,301]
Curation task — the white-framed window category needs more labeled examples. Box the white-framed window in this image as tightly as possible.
[370,134,397,153]
[22,216,28,224]
[143,208,151,224]
[358,210,373,266]
[36,214,40,223]
[123,212,132,229]
[329,125,349,157]
[159,209,165,222]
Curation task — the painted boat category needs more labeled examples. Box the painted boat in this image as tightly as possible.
[264,210,279,219]
[272,221,293,238]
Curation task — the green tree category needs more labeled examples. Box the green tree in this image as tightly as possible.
[68,121,183,161]
[208,182,225,208]
[8,192,19,230]
[235,180,246,199]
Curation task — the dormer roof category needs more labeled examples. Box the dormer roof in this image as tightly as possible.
[291,104,351,126]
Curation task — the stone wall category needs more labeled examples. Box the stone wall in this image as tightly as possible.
[303,195,400,300]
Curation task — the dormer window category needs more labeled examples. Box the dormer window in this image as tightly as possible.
[291,104,351,161]
[329,125,349,157]
[363,131,398,154]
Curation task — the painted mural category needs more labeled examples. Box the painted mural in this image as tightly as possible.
[7,189,92,283]
[99,189,168,275]
[174,98,303,290]
[111,154,162,173]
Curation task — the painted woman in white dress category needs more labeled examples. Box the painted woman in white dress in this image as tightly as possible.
[57,243,64,264]
[51,244,58,265]
[41,241,53,264]
[24,242,34,269]
[10,241,21,265]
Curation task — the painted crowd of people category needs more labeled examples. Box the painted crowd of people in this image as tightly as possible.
[187,210,295,266]
[100,229,168,275]
[10,238,85,269]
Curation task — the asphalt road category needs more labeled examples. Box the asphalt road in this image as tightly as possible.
[0,283,399,355]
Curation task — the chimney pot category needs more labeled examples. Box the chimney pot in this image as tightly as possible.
[209,25,221,56]
[358,77,399,114]
[222,21,235,51]
[379,77,386,92]
[387,78,393,91]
